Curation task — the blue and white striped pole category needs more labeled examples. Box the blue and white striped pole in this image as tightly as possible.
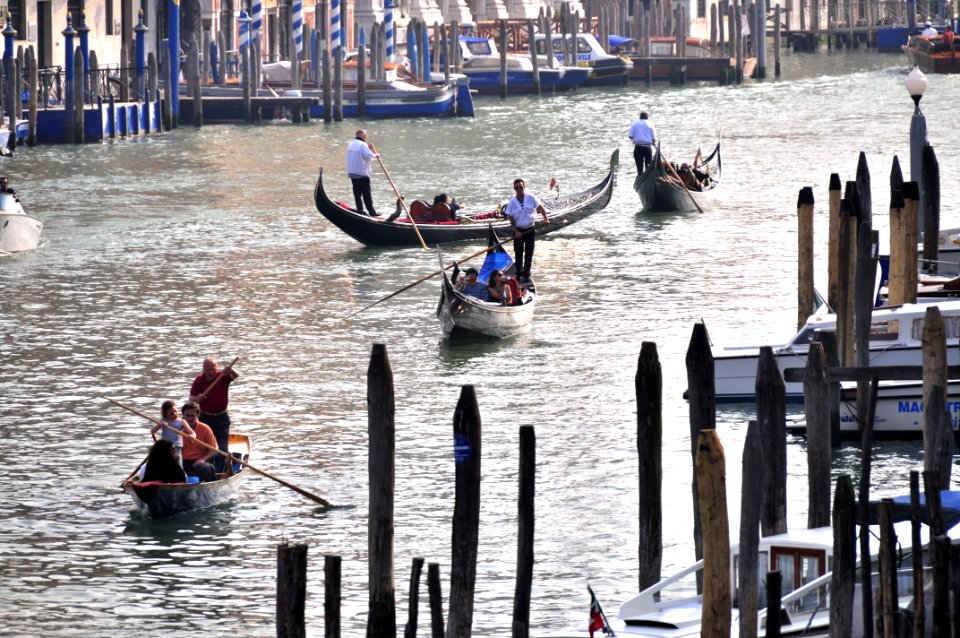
[292,0,303,56]
[251,0,263,44]
[238,10,250,86]
[331,0,341,58]
[384,0,393,59]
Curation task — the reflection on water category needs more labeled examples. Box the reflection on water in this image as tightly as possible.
[0,49,952,635]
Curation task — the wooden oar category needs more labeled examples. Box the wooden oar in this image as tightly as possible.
[376,154,430,251]
[194,356,240,404]
[341,242,497,320]
[109,397,333,508]
[664,159,705,214]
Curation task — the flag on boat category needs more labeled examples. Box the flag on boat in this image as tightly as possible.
[477,226,515,284]
[588,585,614,637]
[549,177,560,199]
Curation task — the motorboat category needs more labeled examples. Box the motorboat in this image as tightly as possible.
[533,32,633,86]
[458,36,566,94]
[0,192,42,254]
[121,433,251,518]
[713,299,960,403]
[903,32,960,73]
[546,491,960,636]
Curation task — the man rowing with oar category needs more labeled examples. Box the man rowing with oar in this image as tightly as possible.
[189,356,239,473]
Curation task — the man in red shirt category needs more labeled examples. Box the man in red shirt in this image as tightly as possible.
[189,356,239,472]
[180,402,218,482]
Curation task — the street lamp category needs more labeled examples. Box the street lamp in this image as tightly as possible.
[907,64,928,230]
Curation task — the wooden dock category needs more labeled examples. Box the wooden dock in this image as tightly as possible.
[178,96,319,123]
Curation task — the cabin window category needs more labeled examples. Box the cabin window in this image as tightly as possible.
[770,547,827,613]
[910,316,960,341]
[577,37,592,53]
[6,0,25,35]
[697,0,707,18]
[733,550,769,608]
[465,40,492,56]
[868,319,901,342]
[787,327,823,348]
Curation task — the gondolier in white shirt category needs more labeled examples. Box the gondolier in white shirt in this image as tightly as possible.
[346,129,380,217]
[627,111,657,175]
[505,178,549,283]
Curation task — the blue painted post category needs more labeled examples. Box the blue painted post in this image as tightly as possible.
[168,0,180,119]
[421,25,430,81]
[210,38,219,85]
[408,26,418,80]
[78,11,90,75]
[3,17,16,78]
[135,11,148,101]
[384,0,393,59]
[63,17,77,142]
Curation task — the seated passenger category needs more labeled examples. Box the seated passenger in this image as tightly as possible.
[487,269,515,306]
[180,401,218,482]
[677,163,701,191]
[451,263,489,301]
[142,439,188,484]
[433,193,464,221]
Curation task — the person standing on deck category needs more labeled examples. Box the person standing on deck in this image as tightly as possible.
[505,178,549,283]
[346,129,380,217]
[922,21,938,36]
[628,112,657,175]
[189,357,239,473]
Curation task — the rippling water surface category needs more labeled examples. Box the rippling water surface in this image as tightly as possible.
[3,49,960,637]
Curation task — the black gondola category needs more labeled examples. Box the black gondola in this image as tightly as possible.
[314,149,619,247]
[633,142,721,213]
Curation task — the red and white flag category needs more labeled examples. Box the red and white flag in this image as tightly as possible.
[588,585,614,637]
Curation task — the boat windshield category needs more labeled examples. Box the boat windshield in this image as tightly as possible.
[0,192,19,213]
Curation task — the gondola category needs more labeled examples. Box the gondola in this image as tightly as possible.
[314,149,618,247]
[633,142,721,212]
[121,434,251,519]
[436,229,535,338]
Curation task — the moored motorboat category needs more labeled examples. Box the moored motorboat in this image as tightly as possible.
[0,193,43,253]
[314,149,618,247]
[713,299,960,403]
[121,433,251,518]
[534,32,633,86]
[458,36,566,94]
[436,230,535,338]
[634,142,720,212]
[547,493,960,636]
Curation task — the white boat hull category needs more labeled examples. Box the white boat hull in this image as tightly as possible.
[714,344,960,403]
[437,292,535,338]
[0,210,43,253]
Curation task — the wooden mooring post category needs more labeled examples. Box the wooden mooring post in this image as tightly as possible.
[910,471,926,637]
[403,557,424,638]
[803,341,831,527]
[73,49,84,144]
[27,47,37,147]
[765,570,782,638]
[427,562,444,638]
[368,343,397,636]
[277,542,308,638]
[448,385,481,637]
[738,420,763,638]
[856,376,877,638]
[877,499,901,638]
[512,425,535,638]
[685,322,715,571]
[756,346,786,536]
[636,342,663,590]
[797,186,815,331]
[696,430,730,638]
[324,554,342,638]
[830,475,856,635]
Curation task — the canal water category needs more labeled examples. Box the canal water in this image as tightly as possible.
[2,49,960,636]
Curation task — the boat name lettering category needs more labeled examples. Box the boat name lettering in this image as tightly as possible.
[896,400,960,414]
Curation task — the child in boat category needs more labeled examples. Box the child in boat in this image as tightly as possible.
[150,400,196,466]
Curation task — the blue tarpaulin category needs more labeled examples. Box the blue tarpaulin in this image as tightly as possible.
[478,248,514,284]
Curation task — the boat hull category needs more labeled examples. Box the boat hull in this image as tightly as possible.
[437,284,536,338]
[122,434,251,518]
[714,345,960,404]
[633,143,720,212]
[314,149,618,247]
[461,67,564,94]
[0,211,43,253]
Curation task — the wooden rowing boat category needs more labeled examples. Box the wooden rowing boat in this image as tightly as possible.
[121,433,251,518]
[436,229,536,338]
[314,149,618,247]
[633,142,721,212]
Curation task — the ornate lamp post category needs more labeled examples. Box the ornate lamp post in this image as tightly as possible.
[907,64,928,229]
